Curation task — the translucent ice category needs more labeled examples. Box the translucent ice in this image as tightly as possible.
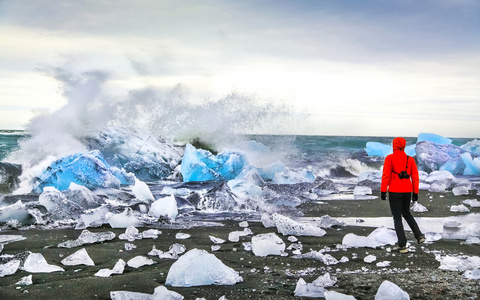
[180,144,247,182]
[15,275,33,286]
[417,133,452,145]
[58,229,116,248]
[106,207,142,228]
[342,227,396,248]
[461,139,480,155]
[61,248,95,266]
[450,204,470,213]
[425,232,442,242]
[296,251,339,266]
[165,249,243,287]
[463,199,480,207]
[131,178,155,202]
[317,215,345,228]
[36,150,123,192]
[364,142,392,157]
[353,186,372,196]
[364,254,377,263]
[465,222,480,237]
[228,228,252,242]
[324,290,356,300]
[119,226,142,241]
[312,273,337,287]
[416,141,471,175]
[251,233,286,257]
[65,182,102,209]
[411,202,428,213]
[375,280,410,300]
[0,200,30,224]
[23,253,65,273]
[176,233,191,240]
[149,195,178,222]
[209,236,225,244]
[111,285,184,300]
[437,255,480,272]
[273,213,326,237]
[452,186,469,196]
[142,229,162,239]
[294,278,326,298]
[0,259,20,277]
[463,269,480,280]
[94,259,126,277]
[461,152,480,175]
[261,213,276,228]
[127,256,156,268]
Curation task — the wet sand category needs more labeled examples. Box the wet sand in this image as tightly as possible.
[1,191,479,299]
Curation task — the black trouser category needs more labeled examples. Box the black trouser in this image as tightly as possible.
[388,192,423,247]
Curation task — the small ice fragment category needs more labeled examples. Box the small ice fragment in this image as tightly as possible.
[0,259,21,277]
[288,236,298,243]
[211,245,221,251]
[142,229,161,239]
[131,178,155,202]
[324,290,357,300]
[411,202,428,212]
[228,228,252,242]
[465,237,480,245]
[124,243,137,251]
[15,275,33,286]
[23,253,65,273]
[119,226,141,241]
[242,242,252,251]
[261,213,276,228]
[127,256,156,268]
[312,273,337,287]
[465,222,480,237]
[463,269,480,280]
[450,204,470,213]
[443,220,461,228]
[176,233,190,240]
[106,207,142,228]
[463,199,480,207]
[364,254,377,263]
[61,248,95,266]
[58,229,116,248]
[94,259,125,277]
[239,221,249,228]
[294,278,325,298]
[209,236,225,244]
[251,233,286,257]
[165,249,243,287]
[111,285,184,300]
[340,256,350,263]
[273,213,326,237]
[375,280,410,300]
[376,261,391,267]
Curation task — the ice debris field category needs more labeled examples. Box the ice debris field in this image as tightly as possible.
[0,130,480,298]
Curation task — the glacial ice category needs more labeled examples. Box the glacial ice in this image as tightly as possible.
[58,229,116,248]
[375,280,410,300]
[364,254,377,263]
[23,252,65,273]
[15,275,33,286]
[39,187,83,220]
[111,285,184,300]
[342,227,396,248]
[417,133,452,145]
[76,205,110,229]
[119,226,141,241]
[273,213,326,237]
[165,248,243,287]
[437,255,480,272]
[131,178,155,202]
[294,278,326,298]
[0,259,20,277]
[452,186,469,196]
[465,222,480,237]
[461,152,480,175]
[353,186,372,196]
[316,215,345,228]
[142,229,162,239]
[148,243,186,259]
[94,259,126,277]
[36,150,130,192]
[461,139,480,155]
[251,233,286,257]
[0,200,31,224]
[324,290,357,300]
[228,228,252,242]
[463,199,480,207]
[106,207,142,228]
[312,273,337,287]
[149,195,178,222]
[61,248,95,266]
[176,233,191,239]
[180,144,247,182]
[65,183,102,209]
[365,142,416,157]
[464,269,480,280]
[127,256,156,268]
[411,202,428,212]
[261,213,276,228]
[296,251,340,266]
[209,236,225,244]
[450,204,470,213]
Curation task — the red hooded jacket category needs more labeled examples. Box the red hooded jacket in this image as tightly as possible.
[380,137,419,193]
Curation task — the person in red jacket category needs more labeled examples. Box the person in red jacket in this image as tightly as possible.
[381,137,425,253]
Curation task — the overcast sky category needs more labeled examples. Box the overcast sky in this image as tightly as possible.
[1,0,479,137]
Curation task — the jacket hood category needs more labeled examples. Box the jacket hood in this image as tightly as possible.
[392,137,406,151]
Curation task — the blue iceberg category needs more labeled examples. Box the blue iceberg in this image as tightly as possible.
[180,144,248,182]
[417,133,452,145]
[36,150,133,192]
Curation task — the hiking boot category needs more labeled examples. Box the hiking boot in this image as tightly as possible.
[393,246,408,253]
[417,235,426,244]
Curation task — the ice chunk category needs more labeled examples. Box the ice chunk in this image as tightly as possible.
[0,234,26,244]
[119,226,142,241]
[465,222,480,237]
[131,178,154,202]
[76,205,110,229]
[261,213,276,228]
[364,254,377,263]
[416,141,471,174]
[0,200,31,224]
[36,150,122,192]
[251,233,286,257]
[417,133,452,145]
[58,229,116,248]
[61,248,95,266]
[450,204,470,213]
[239,221,249,228]
[312,273,337,287]
[342,232,384,248]
[149,243,186,260]
[437,255,480,272]
[39,186,84,220]
[111,285,184,300]
[411,202,428,212]
[296,251,339,265]
[23,253,65,273]
[142,229,161,239]
[149,195,178,222]
[375,280,410,300]
[257,161,288,181]
[294,278,326,298]
[464,269,480,279]
[273,213,326,237]
[365,142,392,157]
[443,219,461,228]
[465,237,480,245]
[317,215,345,228]
[463,199,480,207]
[228,228,253,242]
[165,249,243,287]
[15,275,33,286]
[461,152,480,175]
[452,186,469,196]
[106,207,142,228]
[0,259,20,277]
[353,186,372,195]
[210,236,225,244]
[376,261,391,268]
[94,259,126,277]
[124,243,136,251]
[176,233,191,240]
[324,290,357,300]
[127,256,156,268]
[461,139,480,155]
[65,183,102,209]
[180,144,247,182]
[425,232,442,242]
[423,170,455,192]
